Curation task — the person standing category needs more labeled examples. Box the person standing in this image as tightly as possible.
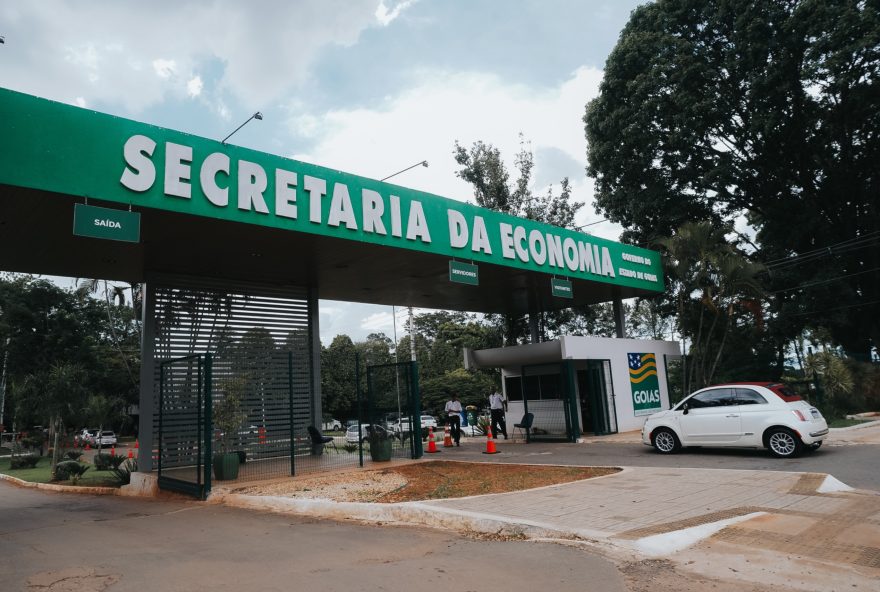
[489,389,508,439]
[445,394,463,446]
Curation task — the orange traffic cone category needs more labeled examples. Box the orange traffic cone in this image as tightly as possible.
[111,446,116,457]
[85,442,91,451]
[134,440,139,449]
[426,427,440,453]
[128,449,133,459]
[443,425,453,448]
[483,424,499,454]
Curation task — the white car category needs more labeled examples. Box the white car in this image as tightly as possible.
[390,415,438,434]
[93,430,118,447]
[345,424,387,444]
[642,382,828,458]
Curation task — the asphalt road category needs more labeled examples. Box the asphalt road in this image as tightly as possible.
[0,482,625,592]
[451,440,880,491]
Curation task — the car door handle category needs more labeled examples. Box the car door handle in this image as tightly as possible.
[726,414,739,418]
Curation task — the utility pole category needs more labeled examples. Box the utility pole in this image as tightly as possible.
[0,337,10,429]
[408,306,416,362]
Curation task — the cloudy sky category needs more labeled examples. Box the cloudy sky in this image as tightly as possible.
[1,0,644,344]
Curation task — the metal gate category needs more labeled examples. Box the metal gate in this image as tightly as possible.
[365,361,422,460]
[158,354,212,499]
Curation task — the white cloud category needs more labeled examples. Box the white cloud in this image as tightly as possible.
[361,311,395,332]
[375,0,418,26]
[1,1,380,112]
[75,97,87,107]
[152,58,177,79]
[187,75,203,98]
[290,66,623,241]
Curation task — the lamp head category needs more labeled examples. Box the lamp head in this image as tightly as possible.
[422,160,429,167]
[253,112,263,121]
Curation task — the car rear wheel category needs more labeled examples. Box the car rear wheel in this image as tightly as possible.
[766,428,803,458]
[652,428,680,454]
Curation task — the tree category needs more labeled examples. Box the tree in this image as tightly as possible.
[1,274,140,435]
[83,394,124,455]
[585,0,880,358]
[454,135,585,343]
[657,221,765,389]
[321,335,358,421]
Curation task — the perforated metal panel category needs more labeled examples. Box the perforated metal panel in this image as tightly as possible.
[148,275,315,482]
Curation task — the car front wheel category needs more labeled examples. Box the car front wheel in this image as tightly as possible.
[766,428,803,458]
[652,428,680,454]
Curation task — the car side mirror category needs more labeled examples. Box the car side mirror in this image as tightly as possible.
[682,403,689,415]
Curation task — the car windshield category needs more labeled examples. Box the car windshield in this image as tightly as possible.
[101,431,114,436]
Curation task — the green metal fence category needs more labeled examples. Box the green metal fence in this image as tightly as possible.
[158,354,212,500]
[365,361,423,461]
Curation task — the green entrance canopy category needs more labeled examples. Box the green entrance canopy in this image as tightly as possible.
[0,88,663,314]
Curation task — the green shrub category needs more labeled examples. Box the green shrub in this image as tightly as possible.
[93,453,126,471]
[54,460,90,483]
[110,458,137,486]
[343,443,358,454]
[10,455,39,469]
[64,450,84,461]
[20,436,44,450]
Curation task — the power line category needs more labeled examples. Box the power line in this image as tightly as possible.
[787,298,880,318]
[768,266,880,295]
[764,231,880,269]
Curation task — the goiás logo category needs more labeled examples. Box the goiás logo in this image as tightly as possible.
[628,352,662,416]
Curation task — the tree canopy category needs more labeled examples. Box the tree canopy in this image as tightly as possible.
[585,0,880,358]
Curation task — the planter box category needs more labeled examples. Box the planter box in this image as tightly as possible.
[212,452,240,480]
[369,439,392,462]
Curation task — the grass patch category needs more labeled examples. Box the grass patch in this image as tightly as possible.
[828,418,873,428]
[0,455,120,487]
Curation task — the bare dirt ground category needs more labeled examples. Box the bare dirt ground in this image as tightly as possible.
[235,461,619,502]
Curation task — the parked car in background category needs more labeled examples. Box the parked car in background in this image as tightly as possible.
[93,430,117,447]
[76,429,99,446]
[322,418,343,431]
[345,423,387,444]
[642,382,828,458]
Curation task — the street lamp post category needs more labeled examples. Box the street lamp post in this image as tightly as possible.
[221,112,263,144]
[380,160,428,182]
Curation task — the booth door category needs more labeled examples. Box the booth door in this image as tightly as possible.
[577,360,617,436]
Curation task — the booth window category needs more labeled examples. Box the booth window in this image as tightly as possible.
[505,373,562,401]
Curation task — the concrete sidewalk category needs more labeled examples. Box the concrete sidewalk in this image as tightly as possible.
[219,464,880,591]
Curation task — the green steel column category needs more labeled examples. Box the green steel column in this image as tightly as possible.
[410,361,422,458]
[203,353,213,500]
[356,354,363,467]
[563,360,580,441]
[288,350,296,476]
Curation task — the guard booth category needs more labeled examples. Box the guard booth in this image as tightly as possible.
[0,88,667,497]
[466,336,682,440]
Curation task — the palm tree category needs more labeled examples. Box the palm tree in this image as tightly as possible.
[657,221,765,389]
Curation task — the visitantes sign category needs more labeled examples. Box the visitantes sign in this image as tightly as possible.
[0,89,663,292]
[628,352,662,416]
[73,203,141,242]
[449,260,479,285]
[551,278,573,298]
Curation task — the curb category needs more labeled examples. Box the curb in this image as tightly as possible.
[211,492,613,546]
[829,419,880,432]
[0,472,120,496]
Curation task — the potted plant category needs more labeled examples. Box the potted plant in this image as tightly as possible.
[212,377,247,480]
[368,424,393,462]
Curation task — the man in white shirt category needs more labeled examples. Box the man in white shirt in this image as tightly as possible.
[444,394,463,446]
[489,389,508,439]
